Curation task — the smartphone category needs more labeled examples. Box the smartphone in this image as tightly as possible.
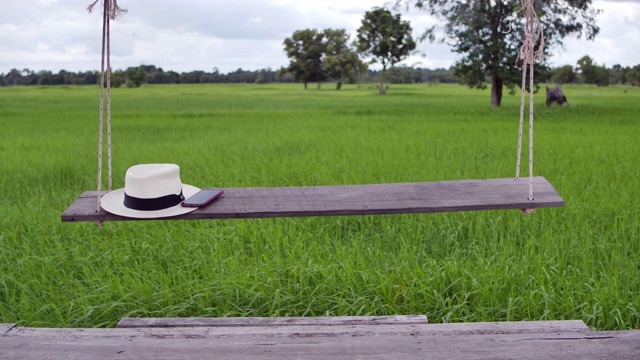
[182,189,224,207]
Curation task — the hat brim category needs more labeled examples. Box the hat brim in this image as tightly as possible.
[100,184,201,219]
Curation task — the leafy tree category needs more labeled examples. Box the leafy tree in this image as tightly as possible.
[576,55,596,83]
[386,65,422,83]
[276,67,296,83]
[615,65,640,86]
[111,69,124,87]
[21,69,38,85]
[397,0,600,106]
[283,29,326,89]
[356,7,416,94]
[7,68,22,86]
[323,29,367,90]
[628,65,640,86]
[594,67,610,86]
[610,64,623,85]
[125,66,146,87]
[576,55,609,85]
[551,65,577,84]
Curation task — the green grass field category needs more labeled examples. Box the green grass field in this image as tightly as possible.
[0,83,638,329]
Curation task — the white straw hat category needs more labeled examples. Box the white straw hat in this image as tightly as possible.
[100,164,200,218]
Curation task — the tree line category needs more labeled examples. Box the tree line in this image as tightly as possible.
[549,55,640,87]
[3,57,638,88]
[0,65,461,87]
[4,2,640,104]
[0,66,280,87]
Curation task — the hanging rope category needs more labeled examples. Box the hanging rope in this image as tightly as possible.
[87,1,126,225]
[515,0,544,212]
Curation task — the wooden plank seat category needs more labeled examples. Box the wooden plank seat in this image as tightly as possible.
[62,177,564,222]
[117,315,429,328]
[3,319,640,359]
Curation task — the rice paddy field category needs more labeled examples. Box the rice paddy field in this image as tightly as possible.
[0,83,638,330]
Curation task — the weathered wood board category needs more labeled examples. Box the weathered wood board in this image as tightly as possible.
[2,319,639,360]
[0,323,15,336]
[62,177,564,222]
[117,315,428,328]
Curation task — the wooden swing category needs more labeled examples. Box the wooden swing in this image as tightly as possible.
[62,0,563,223]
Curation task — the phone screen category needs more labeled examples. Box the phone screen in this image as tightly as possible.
[182,189,224,207]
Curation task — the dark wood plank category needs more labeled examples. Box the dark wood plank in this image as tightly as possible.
[7,321,592,339]
[2,321,639,360]
[117,315,427,328]
[62,177,564,222]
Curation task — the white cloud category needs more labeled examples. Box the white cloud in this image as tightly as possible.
[548,0,640,67]
[0,0,638,74]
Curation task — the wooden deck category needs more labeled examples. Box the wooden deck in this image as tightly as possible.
[2,317,639,359]
[62,177,564,222]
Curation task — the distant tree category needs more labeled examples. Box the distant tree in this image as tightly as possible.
[356,7,416,94]
[7,68,21,86]
[397,0,600,106]
[323,29,367,90]
[628,65,640,86]
[189,70,206,83]
[21,69,38,85]
[551,65,577,84]
[576,55,596,83]
[386,65,421,83]
[55,70,71,85]
[125,66,146,87]
[283,29,326,89]
[610,64,623,84]
[111,69,124,87]
[594,66,610,86]
[615,65,640,86]
[276,67,296,83]
[81,71,99,85]
[576,55,609,85]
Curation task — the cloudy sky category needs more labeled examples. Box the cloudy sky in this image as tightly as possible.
[1,0,638,74]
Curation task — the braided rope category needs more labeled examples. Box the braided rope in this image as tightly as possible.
[88,1,126,225]
[95,1,108,215]
[515,0,544,210]
[106,2,113,192]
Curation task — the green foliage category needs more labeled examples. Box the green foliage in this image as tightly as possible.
[551,65,577,85]
[356,7,416,94]
[283,29,327,89]
[384,65,457,84]
[323,29,367,90]
[283,29,366,90]
[0,84,639,329]
[611,64,640,86]
[549,61,640,86]
[125,66,146,88]
[100,70,124,88]
[399,0,600,106]
[577,55,610,86]
[624,65,640,86]
[1,68,99,86]
[111,70,124,88]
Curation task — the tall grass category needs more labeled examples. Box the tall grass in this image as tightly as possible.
[0,83,638,329]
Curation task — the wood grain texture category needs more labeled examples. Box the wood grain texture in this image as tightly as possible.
[117,315,427,328]
[2,320,639,360]
[0,324,15,336]
[61,177,564,222]
[4,321,591,340]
